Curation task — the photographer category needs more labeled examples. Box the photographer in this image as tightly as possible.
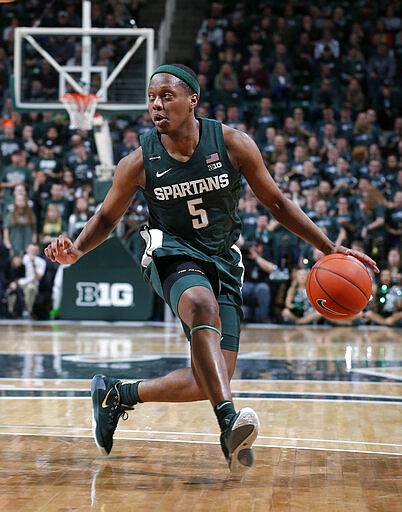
[241,239,275,323]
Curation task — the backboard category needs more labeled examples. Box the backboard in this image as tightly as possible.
[12,25,154,115]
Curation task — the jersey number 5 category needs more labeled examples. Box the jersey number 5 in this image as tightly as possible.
[187,198,209,229]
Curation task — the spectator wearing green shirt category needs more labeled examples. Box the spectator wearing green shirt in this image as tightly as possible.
[0,149,33,208]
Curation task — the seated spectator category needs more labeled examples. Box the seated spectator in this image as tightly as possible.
[217,30,242,68]
[271,16,294,49]
[314,44,340,79]
[44,124,64,157]
[32,140,63,183]
[0,233,10,314]
[320,146,339,182]
[223,104,244,129]
[292,107,313,139]
[64,135,96,194]
[267,42,293,75]
[239,193,260,241]
[281,268,320,325]
[350,145,369,180]
[41,182,72,227]
[287,180,305,210]
[365,269,402,326]
[385,191,402,250]
[3,194,37,256]
[359,185,387,265]
[238,56,269,100]
[313,199,346,247]
[288,143,308,178]
[317,180,335,211]
[298,160,320,192]
[17,243,46,319]
[3,254,25,319]
[370,19,394,48]
[0,148,33,207]
[302,188,319,220]
[210,75,244,107]
[244,214,271,254]
[311,77,341,114]
[337,103,354,141]
[386,248,402,285]
[253,96,278,146]
[40,203,67,248]
[68,196,93,241]
[196,16,224,48]
[270,161,289,193]
[243,25,269,62]
[269,134,289,164]
[21,124,39,159]
[213,62,238,91]
[60,169,76,203]
[113,127,140,162]
[381,5,401,32]
[343,77,366,115]
[367,158,387,192]
[340,45,366,85]
[269,62,293,104]
[331,157,358,198]
[282,116,303,151]
[240,239,274,323]
[0,119,23,166]
[351,112,378,148]
[367,43,397,97]
[292,31,314,74]
[333,196,359,246]
[314,28,340,60]
[258,126,277,156]
[373,80,401,130]
[306,135,323,167]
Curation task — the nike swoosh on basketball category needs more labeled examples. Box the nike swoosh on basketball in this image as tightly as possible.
[316,299,348,315]
[102,388,113,408]
[156,168,173,177]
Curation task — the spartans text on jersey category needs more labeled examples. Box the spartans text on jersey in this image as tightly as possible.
[154,173,229,201]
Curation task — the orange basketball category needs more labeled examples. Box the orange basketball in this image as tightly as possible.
[306,254,372,319]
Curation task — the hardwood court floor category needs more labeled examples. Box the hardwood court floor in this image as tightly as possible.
[0,321,401,511]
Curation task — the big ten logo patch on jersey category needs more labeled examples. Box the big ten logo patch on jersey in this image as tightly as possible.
[76,282,134,307]
[205,152,222,171]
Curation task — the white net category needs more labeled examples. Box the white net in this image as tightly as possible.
[61,93,99,130]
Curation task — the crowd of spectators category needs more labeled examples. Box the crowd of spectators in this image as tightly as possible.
[0,0,401,325]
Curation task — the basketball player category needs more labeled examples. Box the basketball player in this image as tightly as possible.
[44,64,378,474]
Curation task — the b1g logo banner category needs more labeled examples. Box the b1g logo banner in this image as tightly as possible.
[61,237,153,320]
[76,282,134,307]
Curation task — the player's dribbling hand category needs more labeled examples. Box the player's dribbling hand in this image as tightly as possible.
[44,235,83,265]
[332,245,380,274]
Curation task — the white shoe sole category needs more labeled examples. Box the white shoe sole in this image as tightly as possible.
[227,407,260,474]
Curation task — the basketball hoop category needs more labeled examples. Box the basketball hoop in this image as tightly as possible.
[61,93,99,130]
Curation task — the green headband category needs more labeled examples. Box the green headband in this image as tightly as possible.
[150,64,200,96]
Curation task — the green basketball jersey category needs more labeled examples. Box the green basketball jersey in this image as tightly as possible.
[140,118,242,256]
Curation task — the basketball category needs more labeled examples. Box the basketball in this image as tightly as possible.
[306,254,372,319]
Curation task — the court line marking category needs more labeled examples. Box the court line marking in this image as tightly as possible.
[352,368,402,381]
[0,431,400,456]
[0,377,400,382]
[2,424,401,449]
[1,396,402,405]
[1,388,401,401]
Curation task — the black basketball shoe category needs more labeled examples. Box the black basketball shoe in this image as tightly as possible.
[91,374,133,455]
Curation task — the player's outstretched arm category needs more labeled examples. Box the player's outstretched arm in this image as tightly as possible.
[44,148,145,265]
[223,126,379,273]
